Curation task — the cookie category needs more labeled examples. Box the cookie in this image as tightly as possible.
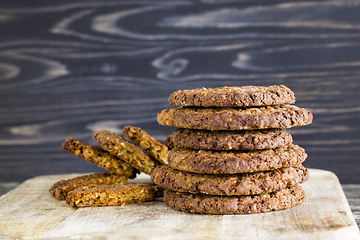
[151,165,308,196]
[62,137,139,179]
[157,105,313,130]
[168,85,295,107]
[66,184,163,207]
[166,128,292,150]
[49,172,128,200]
[123,125,169,165]
[163,185,305,214]
[168,144,307,174]
[93,130,160,175]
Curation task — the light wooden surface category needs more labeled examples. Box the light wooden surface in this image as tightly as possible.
[0,169,359,240]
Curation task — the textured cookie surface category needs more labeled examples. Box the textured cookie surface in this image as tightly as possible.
[93,130,160,175]
[163,185,305,214]
[151,165,308,196]
[166,128,292,150]
[49,173,128,200]
[123,125,169,165]
[168,144,307,174]
[66,184,163,207]
[62,137,139,178]
[169,85,295,107]
[157,105,313,130]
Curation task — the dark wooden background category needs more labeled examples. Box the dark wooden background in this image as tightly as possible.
[0,0,359,190]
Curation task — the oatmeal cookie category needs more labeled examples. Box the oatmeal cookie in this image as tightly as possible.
[62,137,138,178]
[49,172,127,200]
[166,128,292,150]
[157,105,313,130]
[168,144,307,174]
[163,185,305,214]
[151,164,308,196]
[123,125,169,165]
[169,85,295,107]
[66,184,163,207]
[93,130,160,175]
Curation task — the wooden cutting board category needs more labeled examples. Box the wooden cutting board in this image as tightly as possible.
[0,169,359,240]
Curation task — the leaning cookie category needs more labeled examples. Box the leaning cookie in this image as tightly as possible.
[123,125,169,165]
[151,165,308,196]
[166,128,292,150]
[62,137,139,179]
[93,130,160,175]
[157,105,313,130]
[66,184,163,207]
[163,185,305,214]
[168,144,307,174]
[168,85,295,107]
[49,172,128,200]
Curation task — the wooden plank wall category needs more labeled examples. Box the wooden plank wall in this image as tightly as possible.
[0,0,359,184]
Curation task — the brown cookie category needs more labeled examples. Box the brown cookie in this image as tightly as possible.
[168,85,295,107]
[123,125,169,165]
[66,184,163,207]
[168,144,307,174]
[166,128,292,150]
[151,165,308,196]
[62,137,139,179]
[49,172,128,200]
[163,185,305,214]
[157,105,313,130]
[93,130,160,175]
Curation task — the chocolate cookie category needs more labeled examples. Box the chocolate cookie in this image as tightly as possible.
[66,184,163,207]
[168,144,307,174]
[168,85,295,107]
[123,125,169,165]
[166,128,292,150]
[62,137,139,179]
[49,172,128,200]
[151,165,308,196]
[157,105,313,130]
[93,130,160,175]
[163,185,305,214]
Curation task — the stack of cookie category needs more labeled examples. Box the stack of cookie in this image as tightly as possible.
[152,85,313,214]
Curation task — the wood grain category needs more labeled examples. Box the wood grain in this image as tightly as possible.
[0,0,359,188]
[0,169,359,240]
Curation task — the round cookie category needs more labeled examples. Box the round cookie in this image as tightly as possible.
[166,128,292,150]
[123,125,169,165]
[163,185,305,214]
[66,184,163,207]
[157,105,313,130]
[168,85,295,107]
[93,130,160,175]
[49,173,128,201]
[168,144,307,174]
[62,137,139,179]
[151,165,308,196]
